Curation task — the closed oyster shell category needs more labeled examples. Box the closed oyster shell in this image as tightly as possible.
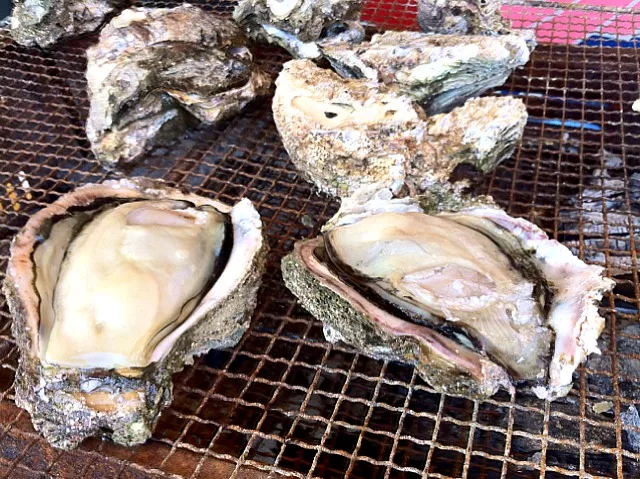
[322,30,531,114]
[86,5,271,167]
[417,0,510,35]
[10,0,129,48]
[273,59,527,197]
[233,0,364,58]
[3,178,267,449]
[282,187,614,400]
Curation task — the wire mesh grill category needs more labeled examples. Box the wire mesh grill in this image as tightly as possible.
[0,1,639,478]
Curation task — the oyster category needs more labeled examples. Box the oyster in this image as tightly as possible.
[10,0,129,48]
[322,31,531,115]
[282,188,614,400]
[86,5,271,167]
[3,178,267,449]
[417,0,510,35]
[233,0,364,59]
[273,59,527,197]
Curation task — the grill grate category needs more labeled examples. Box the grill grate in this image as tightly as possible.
[0,1,639,478]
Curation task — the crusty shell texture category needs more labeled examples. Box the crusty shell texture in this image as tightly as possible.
[86,5,271,167]
[282,188,614,401]
[11,0,129,48]
[273,59,527,198]
[3,178,268,449]
[282,240,513,399]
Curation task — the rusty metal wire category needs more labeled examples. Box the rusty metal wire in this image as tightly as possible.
[0,1,639,478]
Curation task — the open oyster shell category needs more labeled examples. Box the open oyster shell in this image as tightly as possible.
[86,5,271,167]
[11,0,129,48]
[282,187,614,400]
[322,31,531,115]
[273,59,527,198]
[3,178,267,449]
[233,0,364,59]
[417,0,510,35]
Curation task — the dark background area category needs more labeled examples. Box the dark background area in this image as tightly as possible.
[0,1,11,20]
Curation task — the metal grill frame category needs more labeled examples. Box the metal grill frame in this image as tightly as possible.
[0,1,639,478]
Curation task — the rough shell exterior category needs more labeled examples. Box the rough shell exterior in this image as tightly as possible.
[282,239,513,399]
[2,178,268,449]
[322,30,531,115]
[417,0,510,35]
[10,0,129,48]
[272,59,527,198]
[233,0,362,43]
[282,187,615,400]
[86,5,271,167]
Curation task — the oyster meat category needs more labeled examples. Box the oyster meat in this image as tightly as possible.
[417,0,510,35]
[86,5,271,167]
[233,0,364,59]
[3,178,267,449]
[282,188,614,400]
[11,0,129,48]
[273,59,527,197]
[322,31,531,115]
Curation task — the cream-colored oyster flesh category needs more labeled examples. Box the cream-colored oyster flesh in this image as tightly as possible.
[3,178,267,449]
[322,31,531,115]
[325,212,551,380]
[282,188,614,400]
[87,5,271,167]
[42,201,227,369]
[273,59,527,197]
[285,236,514,398]
[233,0,363,58]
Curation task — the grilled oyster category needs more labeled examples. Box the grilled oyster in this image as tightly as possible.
[86,5,271,167]
[273,59,527,197]
[417,0,510,35]
[322,31,531,114]
[11,0,129,48]
[233,0,364,59]
[3,178,267,449]
[282,187,614,400]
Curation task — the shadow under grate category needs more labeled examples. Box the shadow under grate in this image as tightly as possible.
[0,1,639,478]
